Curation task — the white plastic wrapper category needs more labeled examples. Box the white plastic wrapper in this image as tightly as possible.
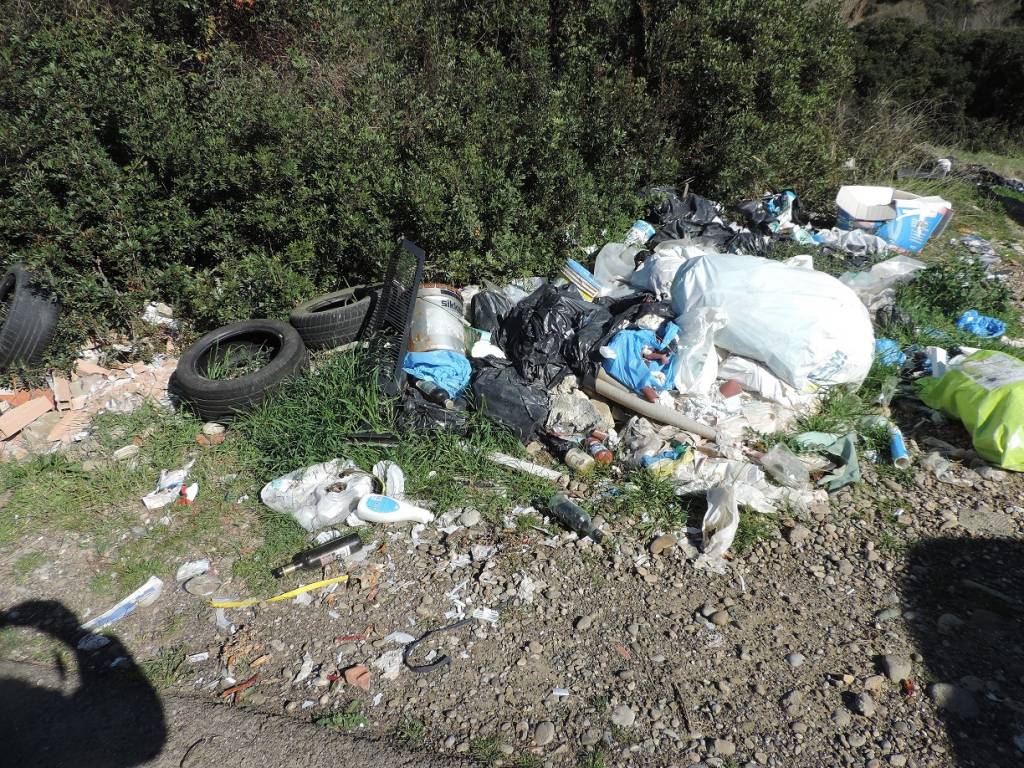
[693,486,739,574]
[260,459,374,532]
[672,307,727,395]
[671,253,874,390]
[630,240,716,299]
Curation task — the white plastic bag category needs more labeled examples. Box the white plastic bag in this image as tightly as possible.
[694,485,739,573]
[260,459,374,532]
[629,240,713,299]
[670,253,874,390]
[839,253,926,311]
[718,355,815,409]
[673,307,727,395]
[593,242,640,298]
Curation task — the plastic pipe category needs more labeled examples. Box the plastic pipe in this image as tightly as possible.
[591,369,718,440]
[889,426,910,469]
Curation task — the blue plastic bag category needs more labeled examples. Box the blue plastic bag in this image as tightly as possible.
[602,322,680,395]
[956,309,1006,339]
[403,350,472,397]
[875,338,906,367]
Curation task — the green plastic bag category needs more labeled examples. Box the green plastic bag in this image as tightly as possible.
[919,350,1024,471]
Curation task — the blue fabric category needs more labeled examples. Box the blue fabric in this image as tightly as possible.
[956,309,1006,339]
[403,350,472,398]
[875,338,906,367]
[602,322,681,395]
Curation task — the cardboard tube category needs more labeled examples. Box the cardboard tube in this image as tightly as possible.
[591,369,718,440]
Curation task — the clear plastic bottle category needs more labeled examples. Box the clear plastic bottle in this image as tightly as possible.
[547,493,603,542]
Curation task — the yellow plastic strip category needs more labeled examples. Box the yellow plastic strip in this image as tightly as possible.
[210,574,349,608]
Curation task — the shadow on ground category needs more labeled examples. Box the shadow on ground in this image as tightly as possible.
[0,600,166,768]
[904,538,1024,766]
[994,190,1024,230]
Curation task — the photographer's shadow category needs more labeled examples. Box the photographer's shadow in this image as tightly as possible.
[0,600,166,768]
[904,538,1024,766]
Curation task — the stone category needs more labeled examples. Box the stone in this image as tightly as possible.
[853,692,876,717]
[927,683,979,718]
[937,613,964,634]
[959,504,1011,535]
[581,729,602,746]
[832,708,852,727]
[202,422,226,436]
[611,704,636,727]
[848,732,867,748]
[875,607,901,622]
[881,655,912,682]
[460,508,481,527]
[864,675,886,693]
[786,525,811,544]
[534,721,555,747]
[890,755,907,767]
[713,739,736,756]
[710,610,730,627]
[785,652,805,668]
[576,613,597,630]
[650,534,677,556]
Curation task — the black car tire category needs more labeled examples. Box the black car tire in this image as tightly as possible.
[173,319,307,421]
[289,285,379,350]
[0,265,60,370]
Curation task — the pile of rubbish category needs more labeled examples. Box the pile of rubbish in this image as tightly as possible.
[0,352,178,461]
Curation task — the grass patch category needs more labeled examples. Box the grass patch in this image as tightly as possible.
[398,717,426,746]
[469,736,502,766]
[578,752,607,768]
[12,552,46,583]
[141,645,184,688]
[204,342,274,380]
[512,755,541,768]
[733,510,778,554]
[0,402,259,595]
[316,700,367,730]
[876,531,907,555]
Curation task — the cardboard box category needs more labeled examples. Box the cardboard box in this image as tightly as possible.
[836,186,952,253]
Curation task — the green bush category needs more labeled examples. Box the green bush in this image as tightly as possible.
[0,0,857,363]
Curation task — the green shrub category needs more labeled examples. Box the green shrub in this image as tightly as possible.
[0,0,858,364]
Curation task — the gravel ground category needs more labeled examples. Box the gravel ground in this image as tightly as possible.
[2,248,1024,768]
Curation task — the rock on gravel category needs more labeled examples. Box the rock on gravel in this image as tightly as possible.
[881,654,912,682]
[785,652,805,668]
[575,613,597,630]
[611,704,635,727]
[459,508,481,527]
[649,534,676,556]
[786,524,811,544]
[709,610,730,627]
[853,692,876,717]
[533,721,555,746]
[927,683,980,718]
[713,739,736,756]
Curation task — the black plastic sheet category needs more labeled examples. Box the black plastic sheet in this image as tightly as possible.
[470,356,549,442]
[495,284,612,387]
[470,290,513,335]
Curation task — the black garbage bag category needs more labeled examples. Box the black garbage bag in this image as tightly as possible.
[735,190,805,234]
[646,186,721,227]
[398,387,470,435]
[725,231,769,257]
[470,290,513,336]
[470,356,550,442]
[495,284,613,387]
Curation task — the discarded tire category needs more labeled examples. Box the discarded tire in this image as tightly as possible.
[0,264,61,371]
[289,285,378,350]
[173,319,308,421]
